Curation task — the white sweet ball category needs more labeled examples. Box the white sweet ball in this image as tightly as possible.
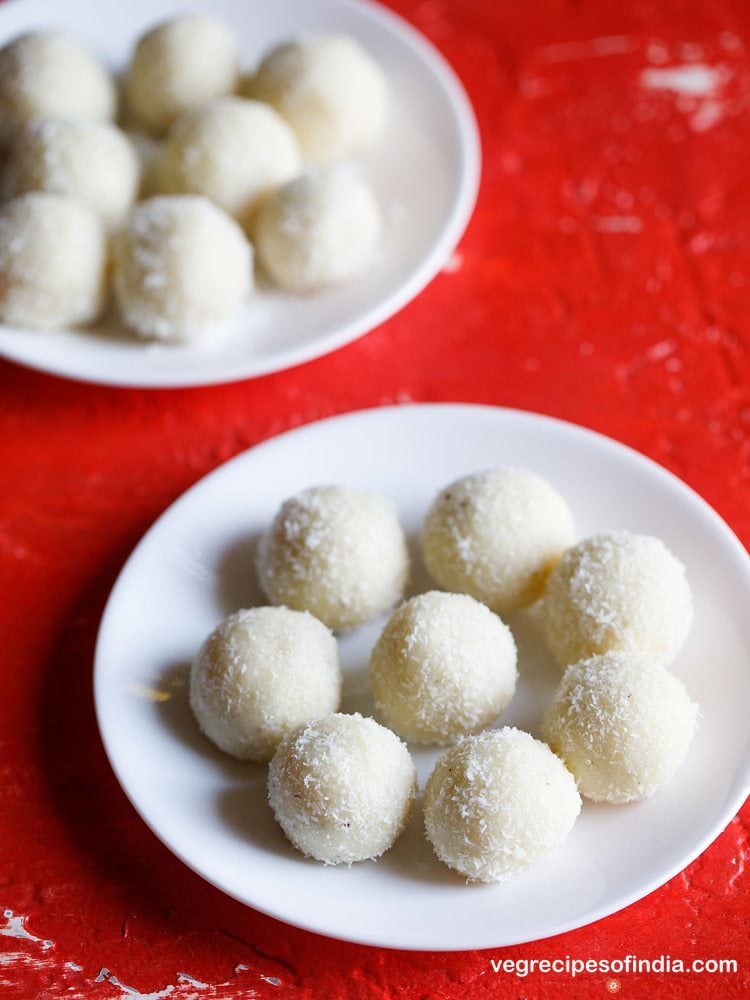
[268,712,416,864]
[541,652,698,803]
[543,531,693,668]
[0,32,116,146]
[125,15,240,135]
[159,97,301,227]
[4,118,141,229]
[421,468,575,617]
[370,591,517,745]
[247,35,389,164]
[126,130,162,199]
[189,607,341,763]
[0,193,108,329]
[256,485,409,632]
[113,195,252,342]
[424,728,581,883]
[254,166,381,293]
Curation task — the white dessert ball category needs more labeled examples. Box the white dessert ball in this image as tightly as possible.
[268,712,416,864]
[543,531,693,668]
[4,118,141,229]
[541,652,698,803]
[113,195,252,342]
[0,192,108,329]
[424,728,581,883]
[256,485,409,632]
[254,166,381,293]
[370,591,517,745]
[247,35,389,164]
[421,468,575,617]
[159,97,301,227]
[126,130,163,199]
[189,606,341,763]
[0,32,116,146]
[125,15,240,135]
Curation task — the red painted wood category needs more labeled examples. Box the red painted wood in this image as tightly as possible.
[1,1,749,996]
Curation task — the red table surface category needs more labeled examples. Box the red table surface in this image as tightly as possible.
[2,0,750,997]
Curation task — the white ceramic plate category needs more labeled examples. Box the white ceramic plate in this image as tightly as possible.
[0,0,479,388]
[94,404,750,950]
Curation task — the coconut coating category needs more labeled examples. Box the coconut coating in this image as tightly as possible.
[421,468,575,616]
[424,728,581,883]
[256,485,409,631]
[159,97,301,227]
[541,652,698,803]
[125,15,240,135]
[542,531,693,668]
[268,712,416,864]
[4,118,140,229]
[246,35,389,164]
[253,166,381,293]
[113,195,252,342]
[369,592,517,745]
[0,193,108,329]
[189,606,341,762]
[0,32,116,146]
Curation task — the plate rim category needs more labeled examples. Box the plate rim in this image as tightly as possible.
[93,403,750,950]
[0,0,481,389]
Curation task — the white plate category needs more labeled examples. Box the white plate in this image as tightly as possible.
[0,0,479,388]
[94,404,750,950]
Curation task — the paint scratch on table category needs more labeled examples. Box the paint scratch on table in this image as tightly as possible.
[177,972,209,989]
[539,35,637,63]
[0,911,267,997]
[97,966,177,998]
[0,912,58,990]
[591,216,644,233]
[640,62,735,132]
[96,966,262,998]
[727,819,749,891]
[641,63,724,95]
[645,339,677,362]
[1,910,53,949]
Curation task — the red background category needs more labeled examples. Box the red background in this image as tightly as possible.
[1,0,749,997]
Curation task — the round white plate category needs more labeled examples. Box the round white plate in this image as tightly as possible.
[0,0,479,388]
[94,404,750,950]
